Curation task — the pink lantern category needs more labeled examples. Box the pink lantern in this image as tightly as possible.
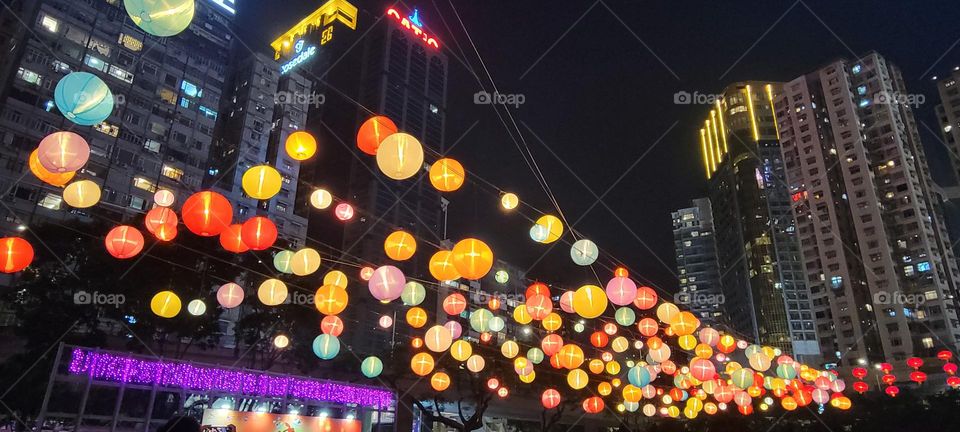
[689,358,716,381]
[335,203,354,221]
[444,320,463,339]
[368,265,405,301]
[379,314,394,328]
[559,291,575,313]
[37,131,89,173]
[605,276,637,306]
[525,294,553,320]
[217,283,244,308]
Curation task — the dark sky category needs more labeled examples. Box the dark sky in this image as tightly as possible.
[237,0,960,292]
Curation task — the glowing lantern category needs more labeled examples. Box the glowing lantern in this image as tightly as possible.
[906,357,923,369]
[445,321,463,339]
[467,355,486,372]
[489,316,506,332]
[885,385,900,397]
[451,238,494,280]
[104,226,144,259]
[186,299,205,316]
[501,192,519,210]
[945,363,958,375]
[273,250,294,273]
[54,72,114,125]
[0,237,33,273]
[273,335,289,349]
[542,313,562,331]
[29,150,74,186]
[498,387,509,398]
[376,133,424,180]
[611,337,629,353]
[530,215,563,243]
[605,276,637,306]
[731,368,755,389]
[220,224,250,253]
[321,315,344,336]
[360,266,374,280]
[489,297,502,310]
[257,279,288,306]
[242,165,282,200]
[487,378,500,390]
[429,158,466,192]
[425,325,453,352]
[312,334,340,360]
[323,270,348,288]
[442,293,467,315]
[284,131,317,161]
[947,376,960,388]
[38,132,89,173]
[405,307,428,328]
[357,116,397,155]
[526,294,553,320]
[430,372,451,391]
[450,340,472,361]
[467,309,492,333]
[542,389,561,409]
[291,248,321,276]
[583,396,604,414]
[541,334,563,356]
[670,311,700,336]
[559,291,575,313]
[216,283,244,308]
[591,332,609,348]
[145,208,178,242]
[368,265,405,301]
[309,189,333,209]
[384,230,417,261]
[627,366,652,387]
[314,285,348,315]
[910,371,927,383]
[494,270,509,284]
[335,203,354,220]
[501,340,520,358]
[62,180,101,208]
[513,305,533,324]
[852,381,869,394]
[690,358,716,381]
[429,250,460,281]
[615,307,636,326]
[361,356,384,378]
[633,286,658,310]
[240,217,277,251]
[570,239,599,266]
[401,281,426,306]
[558,344,585,369]
[588,359,604,374]
[150,291,181,318]
[181,191,232,236]
[572,284,607,319]
[938,350,954,361]
[526,282,550,298]
[124,0,195,37]
[154,189,175,207]
[411,352,435,376]
[567,369,588,389]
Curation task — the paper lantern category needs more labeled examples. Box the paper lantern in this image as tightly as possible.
[425,325,453,352]
[154,189,175,207]
[359,266,374,281]
[400,281,426,306]
[570,239,599,266]
[368,265,405,301]
[63,180,101,208]
[531,215,563,244]
[378,314,393,328]
[291,248,321,276]
[384,230,417,261]
[442,293,467,315]
[501,340,520,358]
[376,133,424,180]
[558,344,585,369]
[627,366,651,387]
[591,331,609,348]
[323,270,348,288]
[526,282,550,298]
[405,307,428,328]
[284,131,317,161]
[0,237,34,273]
[335,203,354,221]
[240,217,277,251]
[444,321,463,339]
[361,356,384,378]
[633,286,658,310]
[542,313,562,331]
[467,355,485,372]
[273,335,289,348]
[605,276,638,306]
[181,191,232,236]
[583,396,604,414]
[312,334,340,360]
[321,315,344,336]
[498,387,510,398]
[104,226,144,259]
[588,359,604,374]
[513,304,532,324]
[615,307,636,326]
[145,207,178,242]
[314,285,348,315]
[429,158,466,192]
[489,316,506,332]
[542,389,561,409]
[29,149,74,186]
[151,291,181,318]
[357,116,397,155]
[541,334,563,356]
[38,132,89,173]
[501,192,519,210]
[216,283,244,308]
[429,250,460,281]
[573,284,608,319]
[186,299,206,316]
[656,302,680,323]
[54,72,114,125]
[470,309,493,332]
[257,279,288,306]
[493,270,509,285]
[526,294,553,320]
[451,238,494,280]
[450,340,472,361]
[242,165,282,200]
[690,358,716,381]
[124,0,195,37]
[559,291,575,313]
[567,369,588,389]
[272,250,294,273]
[411,352,435,376]
[309,189,333,209]
[430,372,451,391]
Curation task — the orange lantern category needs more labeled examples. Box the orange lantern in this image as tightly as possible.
[406,307,428,328]
[526,282,550,298]
[144,207,178,242]
[181,191,232,236]
[104,226,144,259]
[29,149,74,186]
[241,216,277,251]
[638,318,659,337]
[384,230,417,261]
[219,224,249,253]
[429,158,466,192]
[442,293,467,315]
[357,116,398,155]
[633,286,658,310]
[314,285,349,315]
[320,315,344,336]
[431,372,451,391]
[588,359,605,374]
[451,238,493,280]
[0,237,34,273]
[411,337,424,349]
[429,250,460,281]
[557,344,585,369]
[285,131,317,161]
[411,352,435,376]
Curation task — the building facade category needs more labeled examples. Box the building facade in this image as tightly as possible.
[776,52,960,366]
[701,81,819,360]
[671,198,724,325]
[934,68,960,184]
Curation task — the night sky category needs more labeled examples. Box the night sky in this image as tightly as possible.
[237,0,960,292]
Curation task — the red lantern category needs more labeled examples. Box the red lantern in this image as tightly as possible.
[219,224,249,253]
[737,405,753,416]
[881,374,896,385]
[549,353,563,369]
[851,367,867,380]
[582,396,604,414]
[486,378,499,390]
[357,116,398,155]
[488,297,501,310]
[181,191,232,236]
[240,216,277,250]
[880,363,893,374]
[442,293,467,315]
[614,267,628,277]
[906,357,923,370]
[480,332,493,343]
[0,237,34,273]
[944,362,958,375]
[525,282,550,299]
[937,350,953,361]
[541,389,561,409]
[104,226,144,259]
[541,334,563,356]
[909,371,927,384]
[144,207,178,242]
[852,381,869,394]
[590,331,608,348]
[637,318,659,337]
[947,376,960,388]
[525,294,552,320]
[320,315,344,336]
[885,385,899,397]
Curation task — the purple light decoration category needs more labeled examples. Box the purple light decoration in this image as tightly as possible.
[67,348,393,408]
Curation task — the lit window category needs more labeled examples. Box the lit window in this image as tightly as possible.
[144,139,162,153]
[199,106,218,120]
[179,97,192,109]
[924,290,938,300]
[830,276,843,289]
[851,64,862,74]
[430,104,439,114]
[107,65,134,83]
[683,240,692,247]
[118,33,143,52]
[857,85,867,95]
[917,261,931,272]
[16,67,42,86]
[132,177,158,192]
[921,337,934,349]
[87,38,111,57]
[39,14,59,33]
[84,55,108,72]
[37,193,62,210]
[276,203,287,213]
[729,106,747,115]
[181,80,201,98]
[903,265,915,277]
[858,99,870,108]
[161,165,184,181]
[159,89,177,105]
[51,60,71,73]
[682,213,695,221]
[94,122,119,137]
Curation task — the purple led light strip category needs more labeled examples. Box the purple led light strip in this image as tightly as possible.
[67,348,393,408]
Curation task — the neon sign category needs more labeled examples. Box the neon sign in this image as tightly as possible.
[280,40,317,74]
[387,8,439,49]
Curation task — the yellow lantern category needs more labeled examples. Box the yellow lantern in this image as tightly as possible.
[623,385,643,403]
[513,305,533,324]
[501,192,519,210]
[376,133,424,180]
[598,382,613,396]
[519,371,536,383]
[257,279,288,306]
[428,250,460,281]
[542,312,562,331]
[431,372,451,391]
[285,131,317,161]
[695,344,713,359]
[611,336,629,353]
[501,340,520,358]
[678,335,698,351]
[241,165,282,200]
[557,344,585,369]
[310,189,333,209]
[429,158,466,192]
[314,285,348,315]
[671,311,700,336]
[384,230,417,261]
[450,340,473,361]
[530,215,563,244]
[411,352,435,376]
[291,248,321,276]
[606,361,622,375]
[63,180,101,208]
[588,359,605,374]
[451,238,494,280]
[573,284,608,319]
[150,291,181,318]
[406,307,428,328]
[656,302,680,323]
[567,369,588,390]
[323,270,348,289]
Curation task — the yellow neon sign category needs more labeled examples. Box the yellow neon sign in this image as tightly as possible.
[701,128,710,178]
[745,85,759,142]
[271,0,358,58]
[715,100,727,152]
[765,84,780,140]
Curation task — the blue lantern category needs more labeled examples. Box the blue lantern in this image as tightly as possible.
[312,334,340,360]
[124,0,196,37]
[54,72,114,126]
[361,356,384,378]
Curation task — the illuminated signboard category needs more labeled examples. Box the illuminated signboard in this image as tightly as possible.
[208,0,236,14]
[387,7,440,49]
[280,40,317,74]
[270,0,358,58]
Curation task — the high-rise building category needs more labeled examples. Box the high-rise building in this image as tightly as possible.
[271,1,448,355]
[776,52,960,366]
[700,81,819,360]
[934,68,960,184]
[0,0,235,231]
[671,198,724,325]
[205,52,311,247]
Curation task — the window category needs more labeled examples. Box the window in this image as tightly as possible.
[180,80,202,98]
[159,88,177,105]
[903,265,915,277]
[921,337,934,349]
[129,195,147,210]
[857,85,867,95]
[830,276,843,289]
[84,54,108,72]
[132,177,157,193]
[161,165,184,181]
[852,64,862,74]
[179,97,193,109]
[198,106,218,120]
[917,261,931,272]
[87,37,111,56]
[16,67,42,86]
[37,193,62,210]
[144,139,162,153]
[118,33,143,52]
[108,65,134,83]
[52,60,71,73]
[94,122,119,137]
[39,14,59,33]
